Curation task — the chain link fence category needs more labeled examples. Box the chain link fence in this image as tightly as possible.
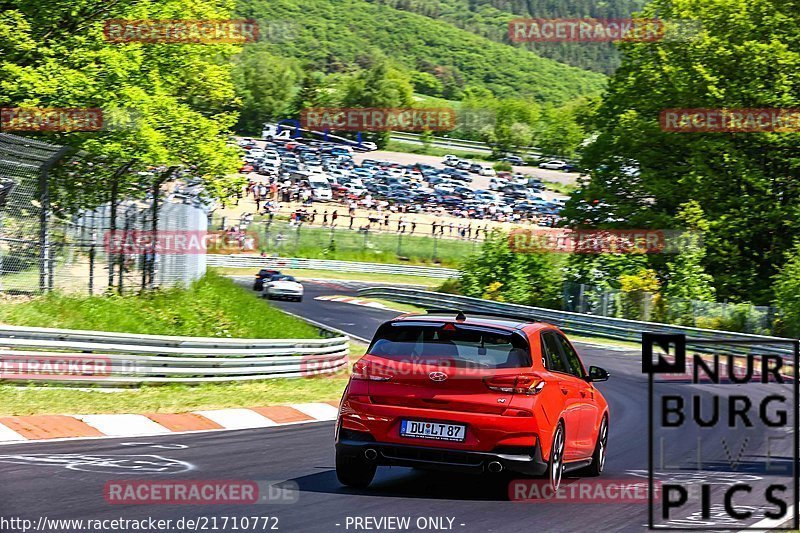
[0,133,209,295]
[563,281,777,335]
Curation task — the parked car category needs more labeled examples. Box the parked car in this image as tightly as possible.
[262,275,303,302]
[501,183,529,199]
[489,177,508,191]
[539,160,569,170]
[501,155,525,165]
[334,310,610,490]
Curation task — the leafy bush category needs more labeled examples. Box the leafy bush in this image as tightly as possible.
[459,230,563,308]
[616,268,661,321]
[436,278,462,294]
[493,161,512,172]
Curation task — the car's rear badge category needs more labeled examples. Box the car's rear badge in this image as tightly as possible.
[428,371,448,382]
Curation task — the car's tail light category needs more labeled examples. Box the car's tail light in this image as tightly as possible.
[351,361,392,382]
[484,374,546,395]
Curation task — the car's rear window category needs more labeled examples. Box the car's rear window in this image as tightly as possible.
[367,321,531,368]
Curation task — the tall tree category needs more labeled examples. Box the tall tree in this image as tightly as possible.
[566,0,800,305]
[0,0,243,206]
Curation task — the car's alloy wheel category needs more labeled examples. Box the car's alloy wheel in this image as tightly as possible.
[578,415,608,477]
[549,423,565,491]
[597,417,608,472]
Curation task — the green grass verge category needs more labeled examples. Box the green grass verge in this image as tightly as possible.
[384,140,491,161]
[542,179,579,195]
[0,271,320,339]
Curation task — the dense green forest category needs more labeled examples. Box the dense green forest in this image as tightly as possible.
[367,0,649,74]
[234,0,606,102]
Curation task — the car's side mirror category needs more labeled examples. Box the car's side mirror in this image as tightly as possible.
[587,366,609,382]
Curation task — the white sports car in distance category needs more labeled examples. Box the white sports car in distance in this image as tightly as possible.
[263,275,304,302]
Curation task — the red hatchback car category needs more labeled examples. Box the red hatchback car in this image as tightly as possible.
[335,311,610,490]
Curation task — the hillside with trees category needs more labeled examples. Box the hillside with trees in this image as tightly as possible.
[366,0,649,74]
[235,0,606,102]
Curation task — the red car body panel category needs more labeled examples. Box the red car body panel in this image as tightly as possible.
[336,315,609,473]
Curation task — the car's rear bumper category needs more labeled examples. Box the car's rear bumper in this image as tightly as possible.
[336,436,548,476]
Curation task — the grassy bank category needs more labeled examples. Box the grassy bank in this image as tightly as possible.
[384,140,490,161]
[247,222,478,268]
[0,271,319,339]
[214,267,444,286]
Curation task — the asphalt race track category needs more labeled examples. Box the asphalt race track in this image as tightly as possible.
[0,279,795,532]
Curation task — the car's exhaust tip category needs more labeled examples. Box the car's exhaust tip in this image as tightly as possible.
[364,448,378,461]
[487,461,503,473]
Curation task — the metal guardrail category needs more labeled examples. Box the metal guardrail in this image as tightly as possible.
[0,325,350,386]
[358,287,797,358]
[207,255,459,279]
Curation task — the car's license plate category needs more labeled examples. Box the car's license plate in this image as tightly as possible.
[400,420,466,442]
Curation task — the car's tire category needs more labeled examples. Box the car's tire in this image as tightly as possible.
[296,296,303,302]
[336,452,376,488]
[544,421,565,492]
[579,415,608,477]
